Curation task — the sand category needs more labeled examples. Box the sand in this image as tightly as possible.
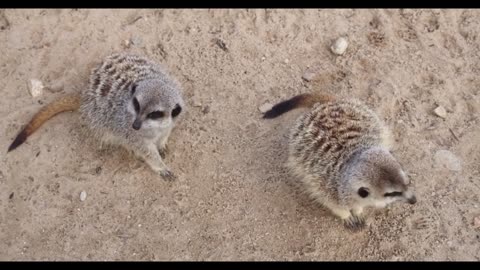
[1,9,479,261]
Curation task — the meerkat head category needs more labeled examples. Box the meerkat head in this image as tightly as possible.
[341,147,417,209]
[127,78,184,134]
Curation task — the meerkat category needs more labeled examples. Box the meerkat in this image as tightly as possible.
[8,53,184,181]
[263,93,416,231]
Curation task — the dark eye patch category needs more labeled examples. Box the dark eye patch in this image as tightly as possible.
[147,111,165,119]
[131,84,137,95]
[133,98,140,112]
[172,104,182,118]
[384,191,403,197]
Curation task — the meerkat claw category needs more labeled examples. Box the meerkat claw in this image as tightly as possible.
[343,215,366,232]
[159,169,176,181]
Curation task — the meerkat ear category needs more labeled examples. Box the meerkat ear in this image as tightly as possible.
[358,187,370,198]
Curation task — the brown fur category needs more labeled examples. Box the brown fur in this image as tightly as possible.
[8,94,81,152]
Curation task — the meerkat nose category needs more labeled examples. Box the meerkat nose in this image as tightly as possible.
[407,195,417,204]
[132,119,142,130]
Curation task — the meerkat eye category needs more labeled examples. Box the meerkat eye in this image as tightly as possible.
[147,111,165,119]
[384,191,403,197]
[358,187,369,198]
[172,104,182,118]
[133,98,140,112]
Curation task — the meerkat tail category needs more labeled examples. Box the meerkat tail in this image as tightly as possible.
[7,94,81,152]
[263,93,335,119]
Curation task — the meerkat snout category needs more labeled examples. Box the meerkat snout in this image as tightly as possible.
[345,147,417,210]
[408,195,417,204]
[402,189,417,204]
[132,118,142,130]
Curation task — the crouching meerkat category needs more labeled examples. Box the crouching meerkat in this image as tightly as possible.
[263,93,416,231]
[8,53,184,181]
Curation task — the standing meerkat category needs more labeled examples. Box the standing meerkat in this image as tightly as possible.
[263,93,416,231]
[8,53,184,181]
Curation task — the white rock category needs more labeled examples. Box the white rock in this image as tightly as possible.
[258,103,273,113]
[131,36,142,46]
[302,70,316,82]
[433,106,447,119]
[284,59,290,64]
[434,150,462,172]
[330,37,349,55]
[80,191,87,201]
[29,79,44,97]
[47,81,64,93]
[474,216,480,229]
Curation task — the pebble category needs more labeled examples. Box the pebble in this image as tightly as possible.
[29,79,44,97]
[131,37,142,46]
[202,105,210,114]
[474,216,480,229]
[47,81,64,93]
[213,38,228,52]
[258,103,273,113]
[80,191,87,201]
[123,39,131,48]
[330,37,349,55]
[433,106,447,119]
[302,70,317,82]
[434,150,462,171]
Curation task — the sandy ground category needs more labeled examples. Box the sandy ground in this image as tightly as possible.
[0,9,479,261]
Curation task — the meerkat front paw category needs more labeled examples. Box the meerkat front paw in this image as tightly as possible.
[343,215,366,232]
[158,168,176,181]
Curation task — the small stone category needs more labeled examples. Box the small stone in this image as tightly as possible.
[29,79,44,97]
[259,103,273,113]
[261,56,266,61]
[213,38,228,52]
[202,105,210,114]
[131,37,142,46]
[473,216,480,229]
[330,37,349,55]
[193,101,202,107]
[434,150,461,171]
[123,39,131,48]
[302,70,317,82]
[433,106,447,119]
[284,59,290,64]
[80,191,87,201]
[47,81,63,93]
